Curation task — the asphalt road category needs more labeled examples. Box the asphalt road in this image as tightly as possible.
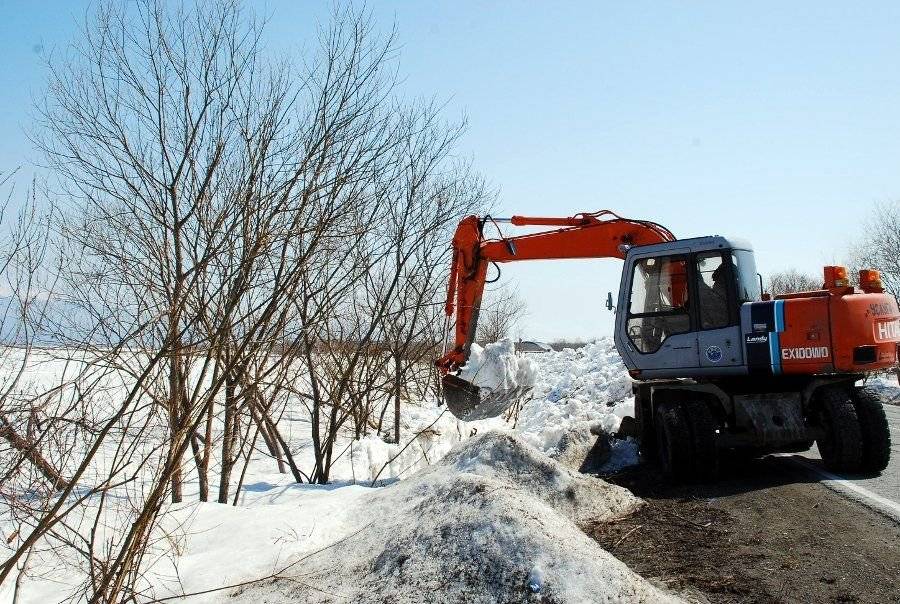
[603,444,900,603]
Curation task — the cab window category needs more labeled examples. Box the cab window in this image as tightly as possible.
[626,255,690,353]
[695,252,730,330]
[732,250,761,303]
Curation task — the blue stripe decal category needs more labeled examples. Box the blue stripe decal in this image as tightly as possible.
[770,330,782,374]
[769,300,786,375]
[774,300,785,332]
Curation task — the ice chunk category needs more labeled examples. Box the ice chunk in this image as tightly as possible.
[457,338,537,392]
[527,565,544,593]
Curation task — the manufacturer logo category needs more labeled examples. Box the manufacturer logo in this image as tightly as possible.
[781,346,830,360]
[868,302,896,317]
[706,345,723,363]
[745,334,768,345]
[876,319,900,342]
[752,322,769,332]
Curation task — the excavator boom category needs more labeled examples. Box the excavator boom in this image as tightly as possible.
[437,210,675,419]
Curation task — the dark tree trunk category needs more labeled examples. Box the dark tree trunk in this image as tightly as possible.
[0,417,69,489]
[167,335,184,503]
[218,360,237,504]
[247,393,286,474]
[394,354,402,444]
[199,399,215,501]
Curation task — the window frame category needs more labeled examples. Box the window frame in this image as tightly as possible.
[625,253,692,354]
[731,249,761,304]
[624,249,742,354]
[691,250,739,331]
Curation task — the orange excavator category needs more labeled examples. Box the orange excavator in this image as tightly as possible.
[437,210,898,480]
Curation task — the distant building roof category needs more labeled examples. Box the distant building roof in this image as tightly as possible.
[516,340,552,353]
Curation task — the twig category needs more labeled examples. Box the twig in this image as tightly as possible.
[612,524,642,549]
[144,523,374,603]
[370,409,447,486]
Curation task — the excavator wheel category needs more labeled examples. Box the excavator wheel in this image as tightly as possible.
[814,387,864,473]
[852,387,891,474]
[654,401,692,482]
[682,400,719,482]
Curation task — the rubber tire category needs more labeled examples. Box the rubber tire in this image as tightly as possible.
[654,401,692,482]
[637,396,657,460]
[815,387,864,473]
[682,400,719,482]
[852,388,891,474]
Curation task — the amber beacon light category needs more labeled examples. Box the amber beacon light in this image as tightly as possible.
[859,269,884,293]
[824,265,849,289]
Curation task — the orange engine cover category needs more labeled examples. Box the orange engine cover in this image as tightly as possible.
[776,290,900,375]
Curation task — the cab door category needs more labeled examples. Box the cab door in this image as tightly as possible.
[615,249,699,371]
[694,251,744,368]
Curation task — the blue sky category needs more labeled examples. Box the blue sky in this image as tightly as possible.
[2,2,900,340]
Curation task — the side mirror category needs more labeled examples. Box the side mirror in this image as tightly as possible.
[605,292,615,312]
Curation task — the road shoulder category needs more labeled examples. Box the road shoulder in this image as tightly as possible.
[588,457,900,604]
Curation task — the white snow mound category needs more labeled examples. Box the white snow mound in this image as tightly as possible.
[516,339,635,454]
[458,338,537,392]
[231,432,679,604]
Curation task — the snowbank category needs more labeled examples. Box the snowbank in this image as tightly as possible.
[1,341,648,603]
[333,338,638,484]
[517,339,635,454]
[230,433,679,604]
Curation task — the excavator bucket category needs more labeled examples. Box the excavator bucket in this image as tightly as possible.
[441,374,525,421]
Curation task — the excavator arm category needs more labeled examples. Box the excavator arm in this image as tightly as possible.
[436,210,675,419]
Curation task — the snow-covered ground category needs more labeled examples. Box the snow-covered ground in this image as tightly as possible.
[6,338,894,602]
[1,340,651,603]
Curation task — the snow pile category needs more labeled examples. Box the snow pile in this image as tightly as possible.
[0,342,651,602]
[458,338,537,392]
[230,432,679,604]
[865,372,900,404]
[335,338,639,484]
[516,339,635,455]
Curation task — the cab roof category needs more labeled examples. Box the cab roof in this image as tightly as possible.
[628,235,754,257]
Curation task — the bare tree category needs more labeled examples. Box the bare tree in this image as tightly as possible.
[766,269,821,296]
[849,202,900,299]
[476,282,527,344]
[1,2,489,600]
[0,176,65,488]
[297,106,490,479]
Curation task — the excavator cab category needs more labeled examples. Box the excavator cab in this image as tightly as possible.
[614,236,761,379]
